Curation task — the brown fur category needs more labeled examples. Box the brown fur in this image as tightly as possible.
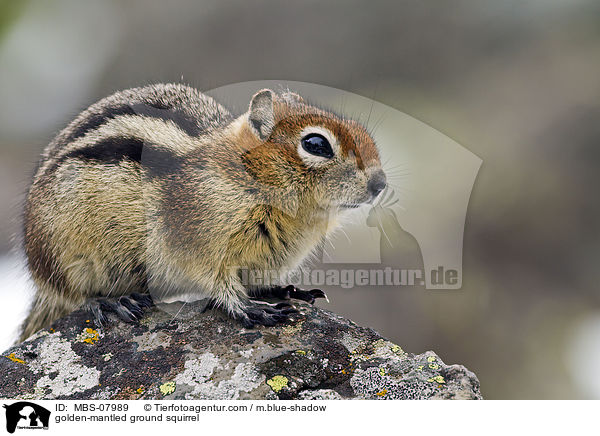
[20,84,383,341]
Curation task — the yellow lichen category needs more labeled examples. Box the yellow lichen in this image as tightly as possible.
[427,375,445,384]
[372,339,386,348]
[351,339,404,363]
[379,367,386,376]
[159,381,176,396]
[391,344,403,354]
[282,321,304,335]
[137,387,144,394]
[427,356,436,363]
[429,363,440,370]
[5,353,25,364]
[416,365,424,371]
[266,375,289,392]
[78,328,99,344]
[376,389,388,397]
[340,365,354,375]
[295,350,307,355]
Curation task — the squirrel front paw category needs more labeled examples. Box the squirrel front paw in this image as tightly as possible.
[234,300,298,329]
[86,292,154,327]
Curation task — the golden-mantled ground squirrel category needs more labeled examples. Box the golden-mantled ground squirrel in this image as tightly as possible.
[20,84,386,341]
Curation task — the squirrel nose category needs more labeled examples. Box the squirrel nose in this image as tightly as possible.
[367,169,387,198]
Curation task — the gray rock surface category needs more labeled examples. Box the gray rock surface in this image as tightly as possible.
[0,301,482,399]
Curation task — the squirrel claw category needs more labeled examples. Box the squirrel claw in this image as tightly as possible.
[237,300,299,328]
[87,292,154,327]
[308,289,329,303]
[274,302,295,310]
[266,285,329,305]
[285,285,328,305]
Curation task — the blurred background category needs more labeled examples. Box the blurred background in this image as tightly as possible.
[1,0,599,399]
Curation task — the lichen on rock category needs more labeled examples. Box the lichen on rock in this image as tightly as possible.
[0,300,482,400]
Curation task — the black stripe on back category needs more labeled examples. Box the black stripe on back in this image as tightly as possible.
[64,102,203,144]
[131,103,203,137]
[64,104,137,144]
[66,137,145,164]
[46,137,185,178]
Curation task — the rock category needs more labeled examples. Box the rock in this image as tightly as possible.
[0,301,482,399]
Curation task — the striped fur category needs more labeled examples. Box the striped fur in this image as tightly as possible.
[20,84,383,341]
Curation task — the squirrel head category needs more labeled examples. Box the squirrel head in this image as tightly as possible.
[238,89,386,212]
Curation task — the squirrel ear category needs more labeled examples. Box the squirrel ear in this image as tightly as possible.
[282,91,304,105]
[248,89,275,140]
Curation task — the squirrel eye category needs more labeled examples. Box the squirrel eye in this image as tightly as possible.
[301,133,334,159]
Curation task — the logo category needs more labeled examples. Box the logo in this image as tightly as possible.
[3,402,50,433]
